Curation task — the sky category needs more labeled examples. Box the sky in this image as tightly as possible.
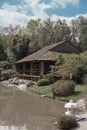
[0,0,87,27]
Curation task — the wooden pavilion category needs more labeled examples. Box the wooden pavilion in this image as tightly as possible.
[15,41,81,81]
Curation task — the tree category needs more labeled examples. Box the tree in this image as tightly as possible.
[77,16,87,51]
[71,20,78,43]
[12,35,30,60]
[54,19,71,42]
[26,19,42,53]
[0,36,7,61]
[71,16,87,51]
[39,18,55,47]
[54,54,87,83]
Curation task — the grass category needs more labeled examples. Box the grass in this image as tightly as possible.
[58,85,85,102]
[28,85,53,97]
[28,84,85,101]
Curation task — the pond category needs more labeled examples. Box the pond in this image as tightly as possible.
[0,83,65,130]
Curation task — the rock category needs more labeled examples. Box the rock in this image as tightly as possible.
[25,81,35,87]
[13,77,19,85]
[41,95,46,97]
[18,79,24,84]
[8,84,15,87]
[17,84,27,90]
[25,82,30,87]
[54,122,58,125]
[23,80,28,84]
[76,99,87,111]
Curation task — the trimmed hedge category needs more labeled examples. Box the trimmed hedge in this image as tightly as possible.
[58,115,78,130]
[37,79,50,86]
[53,80,75,96]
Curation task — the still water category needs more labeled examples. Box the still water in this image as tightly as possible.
[0,83,65,130]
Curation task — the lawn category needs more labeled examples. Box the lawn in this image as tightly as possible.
[58,85,85,102]
[28,84,85,101]
[28,85,53,97]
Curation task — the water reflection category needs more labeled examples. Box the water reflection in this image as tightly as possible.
[0,125,27,130]
[0,83,65,130]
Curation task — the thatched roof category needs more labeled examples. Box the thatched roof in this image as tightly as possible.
[16,41,80,64]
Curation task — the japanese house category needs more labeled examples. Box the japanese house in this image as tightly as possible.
[15,41,81,81]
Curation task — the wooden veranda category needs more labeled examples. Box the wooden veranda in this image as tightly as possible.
[17,74,41,81]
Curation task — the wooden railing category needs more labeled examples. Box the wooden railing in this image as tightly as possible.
[17,74,41,81]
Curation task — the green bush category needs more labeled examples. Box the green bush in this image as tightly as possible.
[0,61,11,69]
[83,74,87,84]
[1,69,16,80]
[37,79,50,86]
[0,68,4,73]
[53,80,75,96]
[54,54,87,83]
[58,115,78,130]
[44,73,55,83]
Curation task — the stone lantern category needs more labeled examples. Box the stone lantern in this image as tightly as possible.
[64,100,77,116]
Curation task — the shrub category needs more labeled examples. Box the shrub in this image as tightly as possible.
[0,61,11,69]
[1,69,16,80]
[83,74,87,84]
[57,115,78,130]
[0,68,4,73]
[37,79,50,86]
[54,54,87,83]
[44,73,55,83]
[53,80,75,96]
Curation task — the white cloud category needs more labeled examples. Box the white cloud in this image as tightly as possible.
[22,0,50,18]
[2,3,17,12]
[51,13,87,25]
[0,9,30,27]
[0,0,50,27]
[0,0,85,27]
[51,0,79,8]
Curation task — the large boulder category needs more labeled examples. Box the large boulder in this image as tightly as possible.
[17,84,27,90]
[18,79,24,84]
[12,77,19,85]
[76,99,87,112]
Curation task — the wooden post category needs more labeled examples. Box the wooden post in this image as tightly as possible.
[40,62,44,76]
[23,63,26,74]
[30,62,33,75]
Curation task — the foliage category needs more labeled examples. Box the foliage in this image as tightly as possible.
[71,16,87,51]
[0,61,12,69]
[26,19,42,53]
[82,74,87,99]
[54,53,87,83]
[29,84,85,101]
[0,68,4,72]
[57,115,78,130]
[43,73,56,83]
[37,79,50,86]
[55,55,64,65]
[53,80,75,96]
[12,35,30,60]
[0,36,7,60]
[65,85,85,101]
[1,69,16,80]
[83,74,87,84]
[0,16,87,64]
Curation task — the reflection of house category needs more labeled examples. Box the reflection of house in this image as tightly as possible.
[15,41,80,81]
